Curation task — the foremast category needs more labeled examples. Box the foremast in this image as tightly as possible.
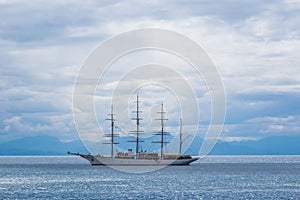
[103,105,119,157]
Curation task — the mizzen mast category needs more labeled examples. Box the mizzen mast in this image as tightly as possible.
[179,118,183,155]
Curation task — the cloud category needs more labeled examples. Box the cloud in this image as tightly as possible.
[0,113,76,143]
[0,0,299,143]
[219,115,300,140]
[220,136,259,142]
[247,116,295,123]
[249,115,300,135]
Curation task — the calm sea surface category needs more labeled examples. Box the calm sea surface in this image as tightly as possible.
[0,156,299,199]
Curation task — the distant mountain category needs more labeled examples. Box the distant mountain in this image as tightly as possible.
[209,136,300,155]
[0,135,299,155]
[0,135,88,155]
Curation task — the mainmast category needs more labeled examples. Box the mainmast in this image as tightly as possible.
[152,103,169,159]
[128,94,144,156]
[103,105,119,157]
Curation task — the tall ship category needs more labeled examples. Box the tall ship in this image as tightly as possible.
[68,95,198,166]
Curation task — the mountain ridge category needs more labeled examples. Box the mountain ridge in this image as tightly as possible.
[0,135,299,155]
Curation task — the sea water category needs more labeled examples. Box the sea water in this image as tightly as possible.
[0,156,299,199]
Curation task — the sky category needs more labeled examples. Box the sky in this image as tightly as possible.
[0,0,300,143]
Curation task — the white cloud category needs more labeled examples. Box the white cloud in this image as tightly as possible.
[248,116,296,123]
[0,113,76,143]
[247,115,300,136]
[0,0,299,143]
[220,136,259,142]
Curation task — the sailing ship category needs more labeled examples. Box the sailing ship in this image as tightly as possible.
[68,95,198,166]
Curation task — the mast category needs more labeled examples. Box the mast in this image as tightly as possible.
[128,94,144,157]
[179,118,183,155]
[152,103,169,159]
[103,105,119,157]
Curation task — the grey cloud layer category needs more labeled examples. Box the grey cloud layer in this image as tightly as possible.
[0,0,299,142]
